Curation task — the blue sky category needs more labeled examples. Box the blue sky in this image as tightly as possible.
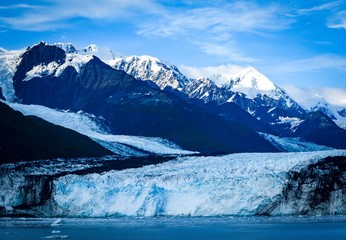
[0,0,346,104]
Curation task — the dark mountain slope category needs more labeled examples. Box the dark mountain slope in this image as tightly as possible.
[292,111,346,149]
[0,102,113,163]
[165,88,276,134]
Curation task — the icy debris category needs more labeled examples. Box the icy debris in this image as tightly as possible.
[51,218,63,227]
[42,235,69,239]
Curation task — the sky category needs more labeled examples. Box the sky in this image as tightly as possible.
[0,0,346,105]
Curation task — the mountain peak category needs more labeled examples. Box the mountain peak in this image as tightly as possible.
[85,44,98,52]
[54,42,77,53]
[110,54,189,90]
[230,67,276,92]
[80,44,117,61]
[130,55,161,63]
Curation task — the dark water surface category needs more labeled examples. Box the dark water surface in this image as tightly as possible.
[1,216,346,240]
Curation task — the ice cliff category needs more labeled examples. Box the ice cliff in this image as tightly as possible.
[1,151,346,217]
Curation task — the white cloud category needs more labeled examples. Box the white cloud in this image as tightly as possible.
[283,84,346,107]
[180,64,248,87]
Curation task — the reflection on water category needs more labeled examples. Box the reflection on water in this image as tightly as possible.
[1,216,346,240]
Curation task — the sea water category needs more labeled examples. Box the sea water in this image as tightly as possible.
[1,216,346,240]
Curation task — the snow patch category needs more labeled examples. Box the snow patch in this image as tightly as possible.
[24,62,60,81]
[277,116,303,130]
[55,54,93,76]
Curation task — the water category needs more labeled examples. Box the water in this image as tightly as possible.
[1,216,346,240]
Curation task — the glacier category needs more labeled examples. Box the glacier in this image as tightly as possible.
[258,133,332,152]
[49,151,346,217]
[1,151,346,217]
[5,102,196,156]
[0,48,23,101]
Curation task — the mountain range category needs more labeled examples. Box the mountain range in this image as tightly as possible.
[1,41,346,160]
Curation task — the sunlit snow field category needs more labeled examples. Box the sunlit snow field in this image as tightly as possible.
[1,216,346,240]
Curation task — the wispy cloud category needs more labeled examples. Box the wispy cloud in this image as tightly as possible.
[271,54,346,73]
[295,1,342,15]
[0,0,161,31]
[0,4,37,10]
[137,1,289,38]
[136,1,289,63]
[328,10,346,29]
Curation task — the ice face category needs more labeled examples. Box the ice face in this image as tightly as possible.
[52,150,346,217]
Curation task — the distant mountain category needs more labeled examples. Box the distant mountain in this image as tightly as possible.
[301,94,346,129]
[0,101,113,163]
[103,48,346,149]
[9,42,278,154]
[183,67,306,134]
[107,55,306,134]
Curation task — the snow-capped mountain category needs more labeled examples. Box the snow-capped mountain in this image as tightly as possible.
[182,67,306,134]
[227,67,277,97]
[5,42,278,154]
[2,41,346,151]
[186,67,304,113]
[109,55,190,90]
[301,94,346,129]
